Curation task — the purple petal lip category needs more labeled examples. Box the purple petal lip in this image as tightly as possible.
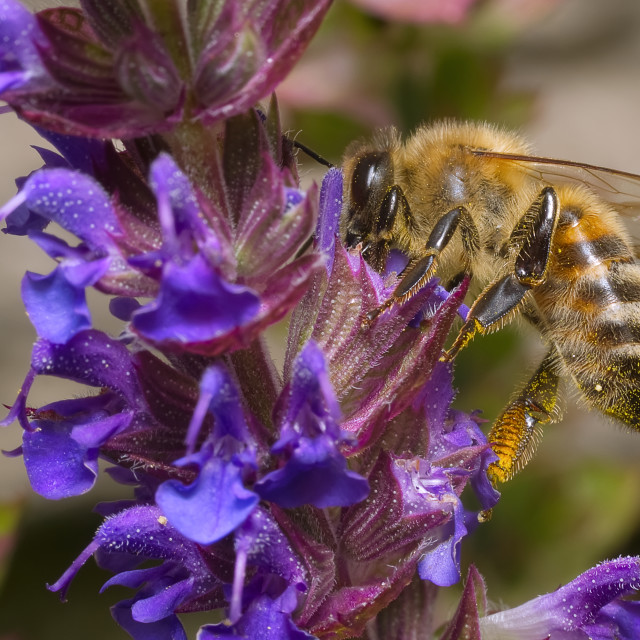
[156,446,259,545]
[21,267,93,343]
[23,402,132,499]
[132,255,261,344]
[255,434,370,508]
[256,341,369,508]
[156,364,259,544]
[480,557,640,639]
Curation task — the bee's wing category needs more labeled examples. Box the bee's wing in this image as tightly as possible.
[471,149,640,220]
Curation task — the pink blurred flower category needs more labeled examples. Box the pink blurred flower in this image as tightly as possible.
[348,0,479,23]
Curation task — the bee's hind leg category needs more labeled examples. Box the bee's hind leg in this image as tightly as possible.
[487,349,561,485]
[442,186,559,360]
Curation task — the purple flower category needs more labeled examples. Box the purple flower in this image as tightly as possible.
[0,0,332,138]
[22,399,133,499]
[0,4,519,636]
[375,560,640,640]
[1,329,154,497]
[226,508,308,624]
[131,253,261,344]
[156,365,260,545]
[1,134,502,637]
[479,557,640,640]
[338,364,497,591]
[255,340,370,508]
[48,505,224,640]
[0,117,322,353]
[0,0,50,94]
[198,588,315,640]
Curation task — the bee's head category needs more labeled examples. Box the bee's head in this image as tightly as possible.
[342,149,403,271]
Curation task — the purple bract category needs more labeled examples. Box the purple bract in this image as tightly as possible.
[0,0,332,138]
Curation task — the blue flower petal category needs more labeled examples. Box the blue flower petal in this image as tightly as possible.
[315,168,343,273]
[49,504,220,625]
[417,527,463,588]
[23,419,96,499]
[131,578,195,623]
[3,154,66,235]
[480,557,640,639]
[102,566,169,592]
[286,340,341,428]
[257,341,368,508]
[132,255,260,344]
[1,168,121,247]
[236,508,307,591]
[110,296,142,321]
[156,444,259,545]
[0,0,49,93]
[149,154,206,245]
[3,200,49,236]
[22,259,108,343]
[198,589,316,640]
[415,466,468,586]
[590,601,640,640]
[112,599,187,640]
[285,188,305,210]
[26,231,81,260]
[34,128,109,175]
[22,409,132,499]
[256,434,369,508]
[22,268,91,343]
[30,330,141,407]
[200,365,253,442]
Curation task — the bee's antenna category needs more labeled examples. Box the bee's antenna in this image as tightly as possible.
[292,139,335,168]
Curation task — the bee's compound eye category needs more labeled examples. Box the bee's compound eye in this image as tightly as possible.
[350,151,393,209]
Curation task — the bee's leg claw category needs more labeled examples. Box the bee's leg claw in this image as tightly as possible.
[444,274,531,360]
[441,317,481,361]
[362,305,384,328]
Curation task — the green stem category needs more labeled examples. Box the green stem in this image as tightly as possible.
[228,336,282,435]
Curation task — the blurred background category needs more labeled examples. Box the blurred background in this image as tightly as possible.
[3,0,640,636]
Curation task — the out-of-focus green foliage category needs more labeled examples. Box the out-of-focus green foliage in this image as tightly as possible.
[0,500,116,639]
[0,501,23,589]
[466,460,640,605]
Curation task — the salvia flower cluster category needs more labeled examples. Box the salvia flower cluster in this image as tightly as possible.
[1,1,639,639]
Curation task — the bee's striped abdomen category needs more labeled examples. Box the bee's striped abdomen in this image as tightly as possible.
[534,185,640,430]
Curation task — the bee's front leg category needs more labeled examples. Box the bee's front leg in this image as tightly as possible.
[442,186,559,361]
[366,204,479,323]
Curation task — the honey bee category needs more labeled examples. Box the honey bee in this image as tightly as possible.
[341,120,640,485]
